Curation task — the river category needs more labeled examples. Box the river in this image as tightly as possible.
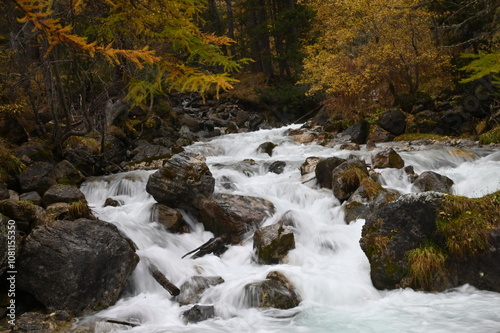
[79,125,500,332]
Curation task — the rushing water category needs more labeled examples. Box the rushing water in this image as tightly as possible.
[79,125,500,333]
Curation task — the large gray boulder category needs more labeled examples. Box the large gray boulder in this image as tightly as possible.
[17,218,139,314]
[199,193,275,244]
[41,184,86,207]
[146,152,214,210]
[377,108,407,135]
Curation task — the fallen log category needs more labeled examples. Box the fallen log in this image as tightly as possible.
[146,259,180,296]
[105,319,140,327]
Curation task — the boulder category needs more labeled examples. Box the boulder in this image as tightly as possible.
[0,183,9,200]
[19,191,42,206]
[371,148,405,169]
[177,276,225,306]
[17,218,139,314]
[50,160,86,186]
[342,121,370,144]
[146,152,215,210]
[377,108,406,135]
[268,161,286,174]
[0,200,38,223]
[244,271,301,309]
[367,125,395,143]
[151,203,185,233]
[253,220,295,265]
[293,133,316,144]
[41,184,86,207]
[412,171,454,194]
[360,191,500,292]
[18,162,56,195]
[199,193,275,244]
[344,177,398,223]
[314,157,346,189]
[331,159,369,201]
[339,143,360,151]
[183,305,215,323]
[406,110,440,134]
[257,142,277,156]
[300,157,321,176]
[103,198,123,207]
[64,147,98,176]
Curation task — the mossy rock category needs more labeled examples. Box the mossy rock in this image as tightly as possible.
[478,126,500,144]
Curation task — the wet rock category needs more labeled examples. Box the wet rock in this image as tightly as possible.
[314,157,346,189]
[182,305,215,323]
[268,161,286,174]
[293,132,316,144]
[177,276,225,306]
[103,198,123,207]
[404,165,419,183]
[342,121,370,144]
[146,152,215,210]
[244,271,301,309]
[151,203,185,233]
[199,193,275,244]
[17,218,139,315]
[371,148,405,169]
[412,171,454,194]
[41,184,86,208]
[50,160,86,186]
[339,143,360,151]
[257,142,277,156]
[344,177,398,223]
[331,159,369,201]
[253,220,295,265]
[300,157,321,176]
[377,108,406,135]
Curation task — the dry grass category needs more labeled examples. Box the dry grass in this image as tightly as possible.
[407,243,447,289]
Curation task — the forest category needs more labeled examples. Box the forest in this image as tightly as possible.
[0,0,499,167]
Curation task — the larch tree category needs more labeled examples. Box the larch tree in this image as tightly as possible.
[299,0,454,112]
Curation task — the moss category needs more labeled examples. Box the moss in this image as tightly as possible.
[394,133,451,141]
[478,126,500,144]
[406,242,447,289]
[68,200,92,220]
[0,147,25,185]
[64,135,100,154]
[437,191,500,256]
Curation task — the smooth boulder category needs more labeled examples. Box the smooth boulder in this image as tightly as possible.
[244,271,301,309]
[17,218,139,314]
[253,220,295,265]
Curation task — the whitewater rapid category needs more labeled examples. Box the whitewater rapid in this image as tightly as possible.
[79,125,500,333]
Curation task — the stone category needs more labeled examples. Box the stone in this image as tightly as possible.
[253,220,295,265]
[103,198,123,207]
[257,142,277,156]
[367,125,395,143]
[293,133,316,144]
[331,159,369,201]
[146,152,215,210]
[342,121,370,144]
[18,162,56,195]
[244,271,301,309]
[412,171,454,194]
[151,203,185,232]
[199,193,275,244]
[0,183,9,201]
[177,276,225,306]
[50,160,86,186]
[300,157,321,176]
[314,157,346,189]
[17,218,139,315]
[371,148,405,169]
[377,108,407,135]
[268,161,286,174]
[182,305,215,323]
[41,184,86,207]
[19,191,42,206]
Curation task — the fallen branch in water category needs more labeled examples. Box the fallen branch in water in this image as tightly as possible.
[146,259,180,296]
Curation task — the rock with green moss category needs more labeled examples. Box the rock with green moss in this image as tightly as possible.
[314,157,346,189]
[253,219,295,265]
[146,152,214,210]
[371,148,405,169]
[41,184,86,208]
[244,271,301,309]
[360,191,500,292]
[331,159,369,201]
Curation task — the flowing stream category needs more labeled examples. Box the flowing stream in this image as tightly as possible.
[79,125,500,333]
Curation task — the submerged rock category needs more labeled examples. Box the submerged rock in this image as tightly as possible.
[253,220,295,265]
[199,193,275,244]
[17,218,139,314]
[183,305,215,323]
[177,276,225,306]
[244,271,301,309]
[257,142,277,156]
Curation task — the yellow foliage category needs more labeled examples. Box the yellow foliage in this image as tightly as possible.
[300,0,453,109]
